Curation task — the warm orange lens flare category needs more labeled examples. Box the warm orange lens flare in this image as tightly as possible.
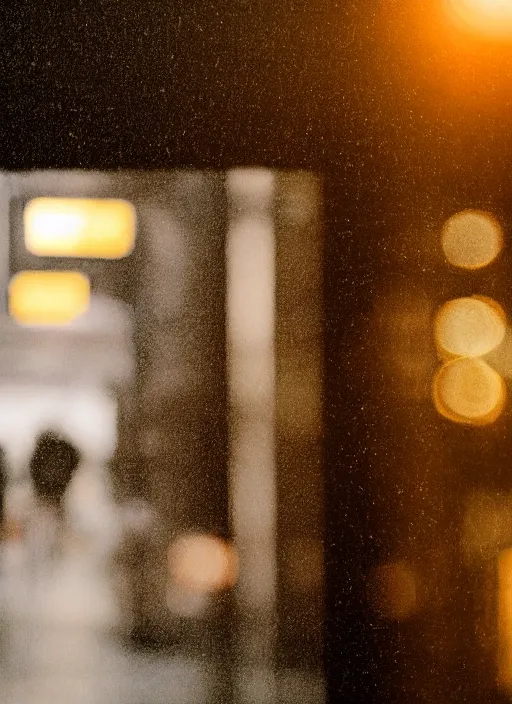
[24,198,136,259]
[499,549,512,691]
[435,296,506,358]
[441,210,503,269]
[433,357,506,425]
[446,0,512,38]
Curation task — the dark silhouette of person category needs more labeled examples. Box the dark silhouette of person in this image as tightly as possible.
[0,447,7,537]
[29,431,81,515]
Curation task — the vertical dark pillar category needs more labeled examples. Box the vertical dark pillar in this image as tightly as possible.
[274,172,324,683]
[340,124,512,703]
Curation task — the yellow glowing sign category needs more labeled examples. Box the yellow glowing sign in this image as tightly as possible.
[433,357,506,425]
[435,296,506,359]
[24,198,136,259]
[446,0,512,39]
[9,271,90,326]
[441,210,503,270]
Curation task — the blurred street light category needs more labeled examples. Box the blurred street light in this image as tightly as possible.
[446,0,512,39]
[24,198,136,259]
[9,271,90,327]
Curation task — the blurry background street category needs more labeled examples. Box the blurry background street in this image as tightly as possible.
[0,482,211,704]
[0,170,325,704]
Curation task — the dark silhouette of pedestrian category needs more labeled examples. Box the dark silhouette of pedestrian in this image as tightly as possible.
[0,447,7,538]
[29,431,81,516]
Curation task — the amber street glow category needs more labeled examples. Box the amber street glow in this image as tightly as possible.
[441,210,503,269]
[446,0,512,38]
[168,534,238,593]
[9,271,90,327]
[462,492,511,562]
[499,549,512,691]
[24,198,136,259]
[433,357,506,424]
[435,296,506,358]
[370,561,418,620]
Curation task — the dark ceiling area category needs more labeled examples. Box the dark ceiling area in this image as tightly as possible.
[2,1,387,170]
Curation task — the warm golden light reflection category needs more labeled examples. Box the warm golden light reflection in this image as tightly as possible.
[441,210,503,269]
[446,0,512,39]
[2,517,23,542]
[371,561,418,620]
[375,288,433,400]
[168,534,238,593]
[433,357,505,424]
[487,327,512,379]
[498,549,512,691]
[24,198,136,259]
[435,296,506,359]
[9,271,90,327]
[462,492,511,562]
